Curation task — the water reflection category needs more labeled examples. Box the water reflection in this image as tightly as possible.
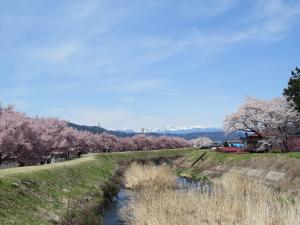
[177,177,213,194]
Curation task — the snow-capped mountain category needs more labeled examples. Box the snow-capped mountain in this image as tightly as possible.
[116,129,136,134]
[151,125,222,134]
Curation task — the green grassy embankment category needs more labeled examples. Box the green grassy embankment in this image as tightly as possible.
[1,149,299,224]
[0,148,194,225]
[177,150,300,194]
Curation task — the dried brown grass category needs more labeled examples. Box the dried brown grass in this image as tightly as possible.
[124,162,176,190]
[123,166,300,225]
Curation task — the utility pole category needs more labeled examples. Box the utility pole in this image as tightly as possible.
[98,122,101,134]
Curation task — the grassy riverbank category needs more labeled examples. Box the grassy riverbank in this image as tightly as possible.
[0,148,192,225]
[180,150,300,166]
[177,151,300,177]
[0,149,299,224]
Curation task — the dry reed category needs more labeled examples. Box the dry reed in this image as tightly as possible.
[124,162,176,190]
[123,165,300,225]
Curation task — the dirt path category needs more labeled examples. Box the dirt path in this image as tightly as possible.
[0,154,96,177]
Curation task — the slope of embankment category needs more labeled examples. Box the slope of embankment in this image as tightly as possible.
[0,149,192,225]
[177,151,300,197]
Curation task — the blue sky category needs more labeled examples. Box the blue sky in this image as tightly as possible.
[0,0,300,131]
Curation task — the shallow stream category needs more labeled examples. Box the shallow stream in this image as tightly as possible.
[100,177,212,225]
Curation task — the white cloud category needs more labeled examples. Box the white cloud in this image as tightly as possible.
[9,0,300,83]
[201,0,237,16]
[256,0,288,15]
[119,96,135,103]
[5,0,300,87]
[104,79,165,92]
[179,0,236,17]
[34,42,80,63]
[189,0,300,46]
[1,82,79,97]
[0,99,29,111]
[69,0,101,20]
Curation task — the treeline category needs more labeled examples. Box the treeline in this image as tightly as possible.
[0,104,191,166]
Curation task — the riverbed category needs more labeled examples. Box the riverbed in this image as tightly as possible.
[100,177,212,225]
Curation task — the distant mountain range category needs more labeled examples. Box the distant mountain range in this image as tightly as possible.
[116,129,136,134]
[151,125,223,134]
[68,122,243,142]
[155,131,243,142]
[68,122,134,137]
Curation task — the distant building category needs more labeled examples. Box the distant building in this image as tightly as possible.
[212,141,222,147]
[287,135,300,152]
[222,134,262,153]
[223,132,300,153]
[228,140,244,148]
[222,140,245,153]
[243,134,261,152]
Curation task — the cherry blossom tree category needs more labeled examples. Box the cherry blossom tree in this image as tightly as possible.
[192,136,213,148]
[98,133,120,152]
[72,130,91,153]
[263,97,300,151]
[0,105,40,165]
[131,135,154,151]
[170,137,191,149]
[120,137,138,151]
[31,118,70,156]
[224,96,268,138]
[153,136,191,149]
[0,101,193,166]
[224,96,300,151]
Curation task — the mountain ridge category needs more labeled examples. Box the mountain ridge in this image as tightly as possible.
[151,126,222,134]
[68,122,241,141]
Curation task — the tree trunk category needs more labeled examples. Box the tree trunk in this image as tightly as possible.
[282,138,289,152]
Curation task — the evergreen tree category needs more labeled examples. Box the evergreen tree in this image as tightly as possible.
[283,67,300,111]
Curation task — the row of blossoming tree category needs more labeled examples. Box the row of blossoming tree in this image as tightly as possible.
[0,104,191,166]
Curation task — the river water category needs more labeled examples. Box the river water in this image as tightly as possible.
[100,188,133,225]
[100,177,212,225]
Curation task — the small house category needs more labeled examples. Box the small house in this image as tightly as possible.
[222,140,245,153]
[244,134,262,152]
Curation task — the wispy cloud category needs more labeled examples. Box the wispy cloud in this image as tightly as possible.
[104,79,166,92]
[187,1,300,46]
[0,82,80,97]
[195,0,237,16]
[8,0,300,82]
[33,42,81,63]
[119,96,135,103]
[49,106,166,130]
[1,0,300,129]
